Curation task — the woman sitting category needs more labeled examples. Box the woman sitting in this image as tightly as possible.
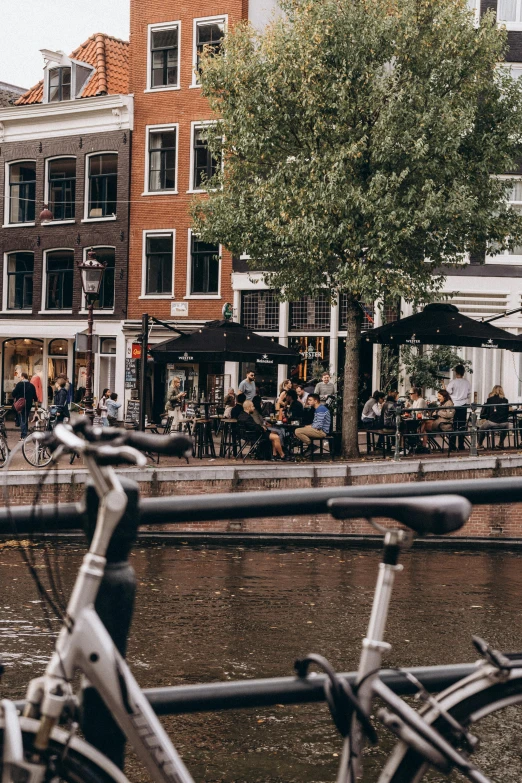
[420,389,455,449]
[280,388,304,424]
[478,385,511,448]
[223,388,236,418]
[238,400,285,460]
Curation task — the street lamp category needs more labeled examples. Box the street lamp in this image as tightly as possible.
[77,248,106,423]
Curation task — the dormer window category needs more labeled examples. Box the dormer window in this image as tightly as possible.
[48,67,71,102]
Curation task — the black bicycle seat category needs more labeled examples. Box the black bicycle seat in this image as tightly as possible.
[327,495,471,536]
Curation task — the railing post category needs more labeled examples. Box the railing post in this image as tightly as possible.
[393,400,403,462]
[469,403,478,458]
[80,476,140,770]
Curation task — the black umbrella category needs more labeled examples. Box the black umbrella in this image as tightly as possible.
[150,320,300,365]
[364,303,522,351]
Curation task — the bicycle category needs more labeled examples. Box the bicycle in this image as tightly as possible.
[0,409,10,468]
[22,406,64,468]
[0,418,522,782]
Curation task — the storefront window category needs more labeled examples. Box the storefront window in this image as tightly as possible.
[239,361,278,397]
[2,338,43,406]
[288,336,330,384]
[47,339,69,403]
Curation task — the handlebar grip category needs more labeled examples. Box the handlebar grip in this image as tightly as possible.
[124,431,192,458]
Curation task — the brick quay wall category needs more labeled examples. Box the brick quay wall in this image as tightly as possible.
[5,454,522,540]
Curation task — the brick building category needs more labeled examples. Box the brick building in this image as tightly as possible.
[0,35,132,411]
[126,0,280,414]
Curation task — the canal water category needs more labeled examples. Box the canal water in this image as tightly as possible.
[0,542,521,782]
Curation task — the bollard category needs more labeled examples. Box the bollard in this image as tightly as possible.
[469,403,478,458]
[80,476,140,770]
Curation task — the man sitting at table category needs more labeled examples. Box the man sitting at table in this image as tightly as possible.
[238,401,285,460]
[281,388,304,423]
[231,393,246,419]
[407,387,426,410]
[295,394,331,456]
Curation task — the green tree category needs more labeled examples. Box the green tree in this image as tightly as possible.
[192,0,522,457]
[402,346,472,391]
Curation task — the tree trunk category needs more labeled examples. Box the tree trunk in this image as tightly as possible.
[342,295,363,459]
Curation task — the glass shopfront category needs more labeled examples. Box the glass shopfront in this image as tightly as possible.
[239,361,278,397]
[288,336,330,384]
[2,338,44,406]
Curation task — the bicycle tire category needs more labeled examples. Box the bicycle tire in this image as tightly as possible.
[379,666,522,782]
[0,716,129,783]
[0,435,9,468]
[22,433,52,467]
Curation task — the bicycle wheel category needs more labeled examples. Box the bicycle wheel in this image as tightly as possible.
[0,716,129,783]
[379,667,522,782]
[22,433,52,467]
[0,435,9,468]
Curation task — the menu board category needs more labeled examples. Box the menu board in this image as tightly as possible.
[125,359,137,389]
[125,399,140,424]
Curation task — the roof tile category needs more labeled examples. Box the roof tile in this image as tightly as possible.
[16,33,128,105]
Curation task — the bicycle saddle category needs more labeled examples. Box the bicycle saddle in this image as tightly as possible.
[327,495,471,536]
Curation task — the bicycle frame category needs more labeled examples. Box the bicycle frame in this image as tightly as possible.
[20,447,196,783]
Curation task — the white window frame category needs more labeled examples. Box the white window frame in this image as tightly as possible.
[185,228,221,299]
[140,230,176,299]
[2,250,35,313]
[191,14,228,88]
[485,175,522,265]
[79,245,116,314]
[145,21,181,93]
[43,58,94,103]
[3,159,37,228]
[188,120,221,193]
[82,151,118,223]
[43,155,77,226]
[497,0,522,30]
[40,247,75,314]
[143,124,179,196]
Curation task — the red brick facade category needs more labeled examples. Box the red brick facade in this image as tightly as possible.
[128,0,246,322]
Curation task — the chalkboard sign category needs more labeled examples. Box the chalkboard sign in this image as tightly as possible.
[125,359,137,389]
[125,399,140,424]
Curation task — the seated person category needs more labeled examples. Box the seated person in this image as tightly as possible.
[478,385,511,448]
[361,390,384,429]
[406,387,426,410]
[231,393,246,419]
[380,394,398,431]
[281,388,304,423]
[238,401,285,460]
[295,394,331,456]
[420,389,455,449]
[275,380,292,411]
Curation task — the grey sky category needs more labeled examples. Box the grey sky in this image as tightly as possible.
[0,0,130,90]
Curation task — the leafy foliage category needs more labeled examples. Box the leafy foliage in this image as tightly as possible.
[402,346,472,390]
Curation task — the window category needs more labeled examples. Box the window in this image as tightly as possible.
[6,252,33,310]
[289,296,331,331]
[145,234,173,295]
[8,161,36,224]
[46,250,74,310]
[508,182,522,254]
[190,236,219,294]
[48,67,71,102]
[87,153,117,218]
[149,24,180,89]
[48,158,76,220]
[241,291,279,331]
[194,17,226,84]
[498,0,522,26]
[339,296,375,330]
[192,125,219,190]
[148,128,177,192]
[48,339,68,356]
[90,247,115,309]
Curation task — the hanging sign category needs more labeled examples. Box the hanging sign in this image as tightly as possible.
[131,343,152,359]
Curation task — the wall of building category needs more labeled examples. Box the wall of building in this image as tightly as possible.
[127,0,248,324]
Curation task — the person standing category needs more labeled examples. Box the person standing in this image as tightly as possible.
[106,393,122,426]
[12,373,38,439]
[295,394,331,455]
[166,376,186,429]
[97,388,110,426]
[238,370,257,401]
[53,378,70,423]
[314,372,335,401]
[445,364,471,449]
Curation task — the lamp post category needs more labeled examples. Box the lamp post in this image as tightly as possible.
[78,249,106,423]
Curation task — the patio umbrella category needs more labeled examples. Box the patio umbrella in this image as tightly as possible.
[363,303,522,351]
[150,319,300,365]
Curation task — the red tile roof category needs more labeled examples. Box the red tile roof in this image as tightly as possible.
[16,33,129,105]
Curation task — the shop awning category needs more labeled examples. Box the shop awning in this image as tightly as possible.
[363,303,522,351]
[150,320,300,365]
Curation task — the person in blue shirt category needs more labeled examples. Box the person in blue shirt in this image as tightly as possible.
[295,393,331,455]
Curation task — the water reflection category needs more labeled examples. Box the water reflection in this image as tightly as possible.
[0,543,521,781]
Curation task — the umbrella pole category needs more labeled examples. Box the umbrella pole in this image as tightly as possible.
[469,403,478,458]
[393,402,403,462]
